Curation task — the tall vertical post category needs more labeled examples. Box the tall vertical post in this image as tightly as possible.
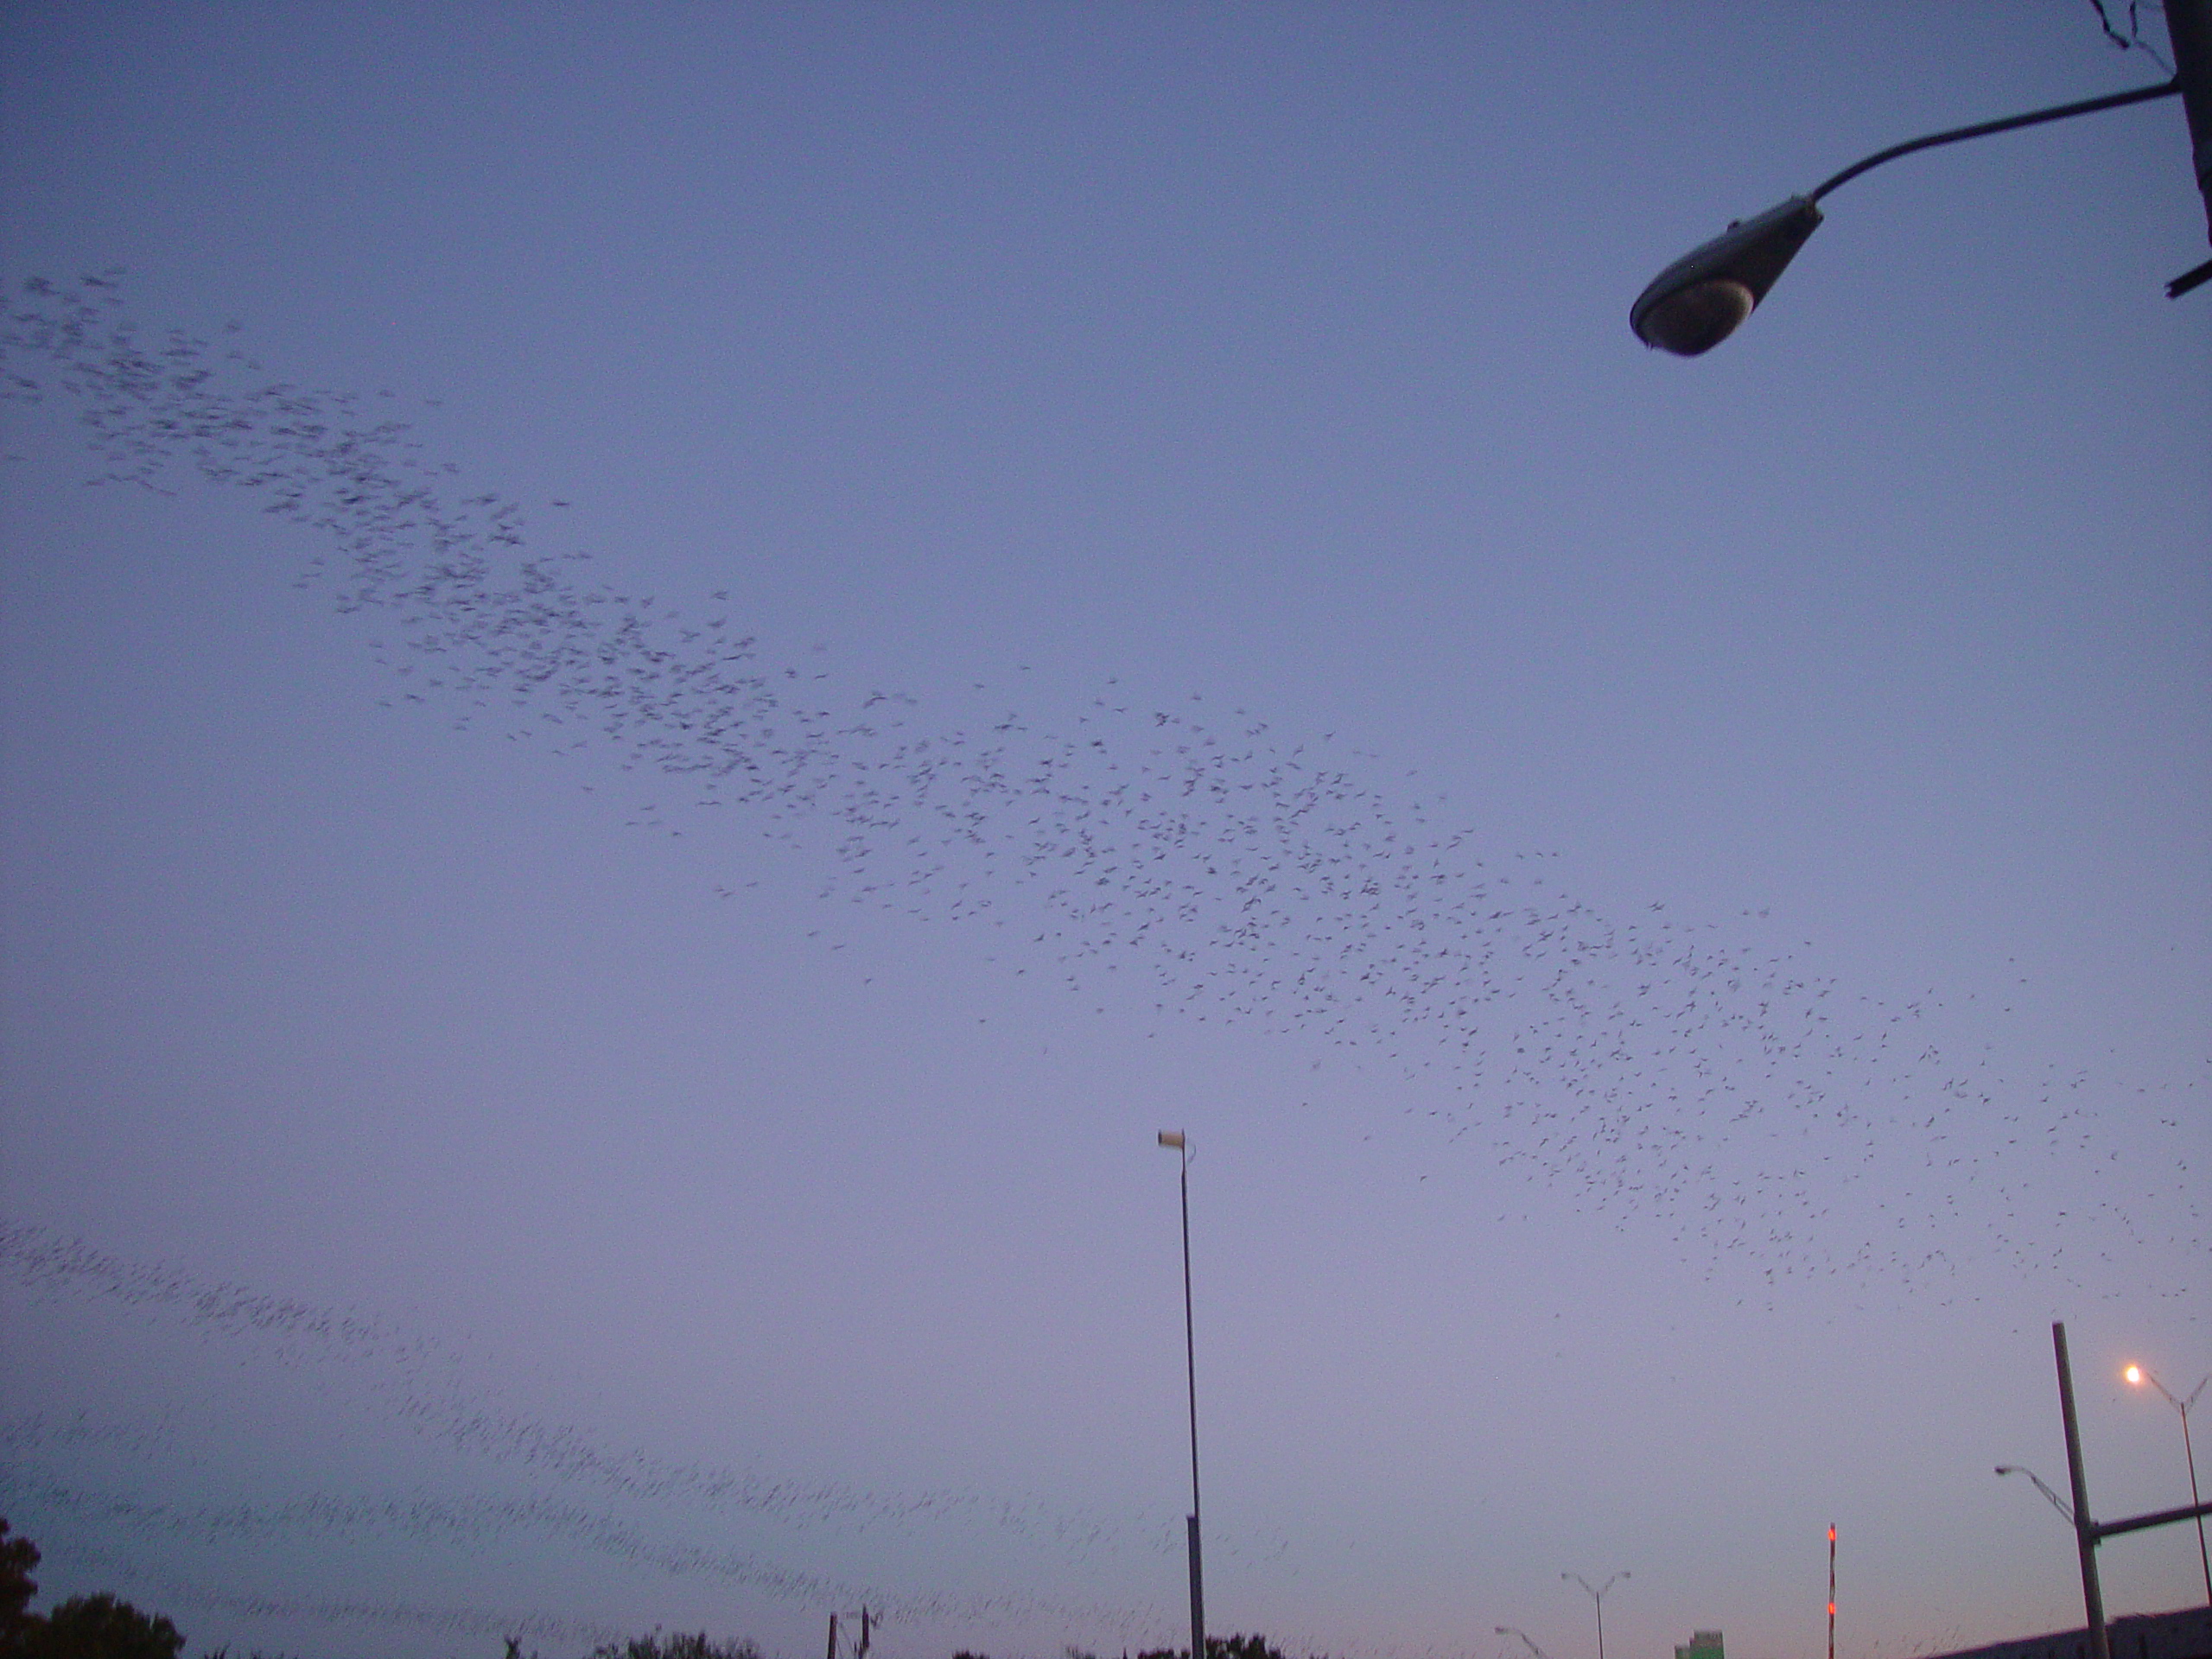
[2054,1323,2111,1659]
[2166,0,2212,243]
[2183,1399,2210,1605]
[1564,1573,1627,1659]
[1827,1524,1836,1659]
[1181,1147,1205,1659]
[1161,1131,1205,1659]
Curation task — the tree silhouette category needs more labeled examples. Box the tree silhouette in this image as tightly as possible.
[16,1593,183,1659]
[1137,1633,1294,1659]
[0,1521,39,1654]
[586,1634,761,1659]
[0,1522,185,1659]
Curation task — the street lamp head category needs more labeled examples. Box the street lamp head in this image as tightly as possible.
[1159,1131,1185,1150]
[1630,196,1823,355]
[2126,1364,2145,1385]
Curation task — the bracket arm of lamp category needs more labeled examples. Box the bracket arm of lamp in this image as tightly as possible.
[1631,77,2183,354]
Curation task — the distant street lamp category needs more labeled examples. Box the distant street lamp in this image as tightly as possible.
[1630,0,2212,358]
[1160,1130,1205,1659]
[1561,1572,1629,1659]
[2124,1363,2212,1604]
[1497,1627,1552,1659]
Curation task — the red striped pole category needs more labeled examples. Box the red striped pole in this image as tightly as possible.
[1827,1525,1836,1659]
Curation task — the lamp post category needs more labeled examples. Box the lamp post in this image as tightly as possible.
[1561,1573,1628,1659]
[1160,1130,1205,1659]
[1999,1333,2212,1659]
[2123,1362,2212,1604]
[1630,0,2212,354]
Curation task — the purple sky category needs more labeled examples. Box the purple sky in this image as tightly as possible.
[3,6,2208,1659]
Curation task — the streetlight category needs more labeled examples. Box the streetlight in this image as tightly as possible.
[1561,1572,1629,1659]
[1630,67,2199,355]
[2123,1362,2211,1604]
[1160,1130,1205,1659]
[1999,1326,2212,1659]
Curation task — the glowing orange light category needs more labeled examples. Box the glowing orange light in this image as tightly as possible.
[2126,1365,2145,1385]
[1828,1605,1836,1618]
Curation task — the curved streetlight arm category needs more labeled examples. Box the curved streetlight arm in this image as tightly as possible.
[1563,1573,1628,1600]
[2130,1365,2210,1414]
[1998,1464,2077,1525]
[1807,77,2180,202]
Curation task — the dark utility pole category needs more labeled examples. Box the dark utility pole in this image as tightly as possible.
[2170,0,2212,235]
[1182,1159,1205,1659]
[2167,0,2212,290]
[1160,1132,1205,1659]
[2055,1323,2113,1659]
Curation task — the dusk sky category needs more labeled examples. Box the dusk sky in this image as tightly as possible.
[2,7,2208,1659]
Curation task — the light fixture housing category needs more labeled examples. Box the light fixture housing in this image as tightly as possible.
[1630,196,1823,355]
[1627,74,2183,358]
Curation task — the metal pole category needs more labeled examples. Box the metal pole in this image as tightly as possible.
[2181,1398,2210,1605]
[2055,1323,2112,1659]
[1828,1524,1836,1659]
[2166,0,2212,242]
[1564,1571,1626,1659]
[1181,1146,1205,1659]
[2093,1496,2212,1538]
